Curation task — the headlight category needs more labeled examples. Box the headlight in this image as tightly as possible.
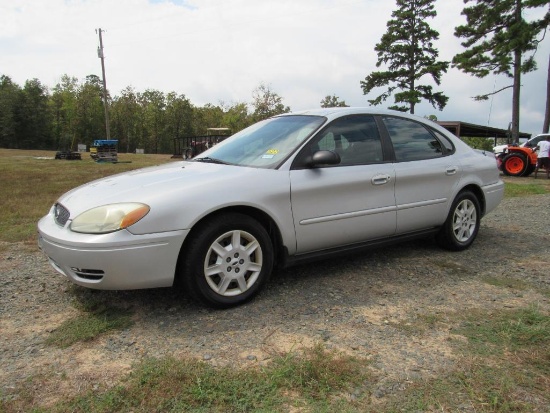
[70,203,150,234]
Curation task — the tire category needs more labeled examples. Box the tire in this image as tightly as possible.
[524,163,535,177]
[436,191,480,251]
[502,153,528,176]
[179,213,274,308]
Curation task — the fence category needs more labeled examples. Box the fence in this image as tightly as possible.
[172,134,230,159]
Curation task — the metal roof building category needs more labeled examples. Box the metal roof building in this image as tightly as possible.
[437,121,532,144]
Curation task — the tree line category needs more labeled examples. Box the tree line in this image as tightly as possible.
[0,76,291,154]
[1,0,549,151]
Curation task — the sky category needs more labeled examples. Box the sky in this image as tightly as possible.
[2,0,550,137]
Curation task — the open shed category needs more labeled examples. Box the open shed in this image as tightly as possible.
[436,121,531,145]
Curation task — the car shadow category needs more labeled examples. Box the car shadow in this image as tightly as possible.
[65,238,441,329]
[64,226,549,336]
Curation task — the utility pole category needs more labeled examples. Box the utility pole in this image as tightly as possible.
[544,54,550,133]
[96,28,111,139]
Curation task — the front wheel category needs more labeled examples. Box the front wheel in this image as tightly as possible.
[179,213,274,308]
[436,191,480,251]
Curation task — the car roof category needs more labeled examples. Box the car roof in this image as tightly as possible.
[275,107,463,147]
[279,107,430,123]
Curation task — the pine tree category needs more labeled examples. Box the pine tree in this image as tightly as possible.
[360,0,449,114]
[453,0,550,141]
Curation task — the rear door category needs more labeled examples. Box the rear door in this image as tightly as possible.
[380,116,461,233]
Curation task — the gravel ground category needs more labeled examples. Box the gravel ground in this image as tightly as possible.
[1,189,549,409]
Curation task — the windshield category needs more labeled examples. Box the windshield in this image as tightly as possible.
[193,115,326,168]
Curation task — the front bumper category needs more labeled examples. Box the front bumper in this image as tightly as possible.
[37,214,188,290]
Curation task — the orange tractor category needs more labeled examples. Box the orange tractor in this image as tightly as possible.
[495,146,538,177]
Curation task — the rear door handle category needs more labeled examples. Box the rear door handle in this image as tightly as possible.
[445,166,459,175]
[371,174,391,185]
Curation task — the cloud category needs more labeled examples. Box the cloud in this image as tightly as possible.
[1,0,549,136]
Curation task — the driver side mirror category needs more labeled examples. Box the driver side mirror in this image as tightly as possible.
[307,150,341,167]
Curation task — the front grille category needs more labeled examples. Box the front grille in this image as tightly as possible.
[54,203,70,226]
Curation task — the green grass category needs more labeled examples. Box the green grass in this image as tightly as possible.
[9,306,546,413]
[504,181,549,197]
[11,306,547,412]
[45,308,133,348]
[380,306,550,412]
[44,286,135,348]
[391,312,445,336]
[29,344,370,413]
[456,305,549,353]
[0,149,177,244]
[46,288,133,349]
[482,275,531,291]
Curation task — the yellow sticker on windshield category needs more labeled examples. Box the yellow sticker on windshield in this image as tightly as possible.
[266,149,279,155]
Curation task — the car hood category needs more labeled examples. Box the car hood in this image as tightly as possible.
[60,161,207,206]
[493,144,508,153]
[57,161,290,234]
[494,142,528,153]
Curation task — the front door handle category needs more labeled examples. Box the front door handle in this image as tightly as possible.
[371,174,391,185]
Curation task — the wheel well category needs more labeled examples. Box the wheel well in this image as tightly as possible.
[459,185,485,216]
[176,206,284,277]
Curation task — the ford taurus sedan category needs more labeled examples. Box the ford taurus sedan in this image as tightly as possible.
[38,108,504,307]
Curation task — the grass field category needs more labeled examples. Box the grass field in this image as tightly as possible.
[0,149,180,246]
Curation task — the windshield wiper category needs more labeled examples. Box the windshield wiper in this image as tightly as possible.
[193,157,230,165]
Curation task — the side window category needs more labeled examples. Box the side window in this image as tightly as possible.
[382,116,445,162]
[431,128,454,153]
[308,115,383,166]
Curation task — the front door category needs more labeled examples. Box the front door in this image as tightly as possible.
[289,114,397,253]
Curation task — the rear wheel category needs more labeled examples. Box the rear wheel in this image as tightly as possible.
[502,153,528,176]
[179,213,273,308]
[436,191,480,251]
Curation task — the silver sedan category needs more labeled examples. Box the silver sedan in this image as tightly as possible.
[38,108,504,307]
